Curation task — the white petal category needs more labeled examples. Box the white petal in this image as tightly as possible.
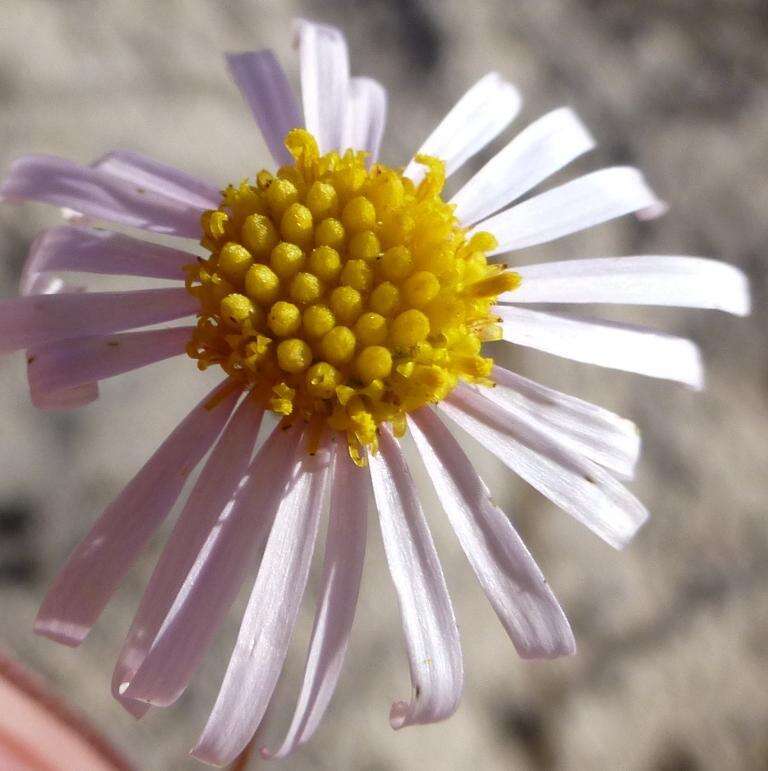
[21,226,195,295]
[91,151,220,211]
[502,255,750,316]
[111,396,264,718]
[404,73,521,184]
[226,51,303,167]
[119,422,303,712]
[34,382,240,646]
[451,107,595,227]
[473,167,661,254]
[294,19,349,154]
[21,231,98,410]
[440,387,649,548]
[410,408,575,658]
[368,427,463,729]
[261,447,369,759]
[191,441,332,766]
[482,365,640,478]
[496,305,704,388]
[341,77,387,162]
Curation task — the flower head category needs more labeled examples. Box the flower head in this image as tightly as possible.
[0,17,749,767]
[187,127,516,461]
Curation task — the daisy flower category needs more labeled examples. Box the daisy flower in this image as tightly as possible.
[0,18,749,767]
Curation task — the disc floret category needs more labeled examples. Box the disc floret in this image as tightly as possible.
[186,129,519,463]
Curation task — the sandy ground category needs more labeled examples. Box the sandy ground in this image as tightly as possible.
[0,1,767,769]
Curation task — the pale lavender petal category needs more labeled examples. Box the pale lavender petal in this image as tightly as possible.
[261,446,369,759]
[341,77,387,162]
[112,396,264,717]
[21,241,99,410]
[34,381,240,646]
[496,305,704,389]
[368,427,463,730]
[191,438,332,766]
[404,73,521,184]
[440,387,648,548]
[28,326,194,404]
[473,167,661,254]
[0,155,205,237]
[410,408,575,658]
[482,365,641,479]
[21,226,195,295]
[294,19,350,154]
[92,151,220,211]
[30,383,99,411]
[121,423,304,710]
[501,255,751,316]
[226,51,303,167]
[0,287,198,355]
[450,107,595,227]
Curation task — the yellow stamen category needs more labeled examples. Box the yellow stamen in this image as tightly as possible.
[267,301,301,337]
[270,241,305,278]
[185,128,518,464]
[464,271,522,298]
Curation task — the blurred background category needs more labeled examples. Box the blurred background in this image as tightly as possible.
[0,1,766,769]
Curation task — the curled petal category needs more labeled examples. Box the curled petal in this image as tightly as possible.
[92,150,220,211]
[20,239,99,410]
[368,427,463,730]
[262,446,369,759]
[481,365,641,479]
[410,408,575,658]
[440,386,649,549]
[121,422,304,711]
[191,438,332,766]
[34,381,240,646]
[1,155,207,237]
[112,396,264,717]
[21,226,195,295]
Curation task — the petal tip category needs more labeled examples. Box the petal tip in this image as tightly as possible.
[635,199,669,221]
[389,699,409,730]
[33,616,87,647]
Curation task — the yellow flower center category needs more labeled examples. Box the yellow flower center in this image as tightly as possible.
[185,129,520,464]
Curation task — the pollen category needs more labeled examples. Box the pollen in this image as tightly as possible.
[267,301,301,337]
[185,128,520,463]
[218,242,253,282]
[277,338,313,373]
[289,271,323,305]
[308,246,342,283]
[270,241,304,278]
